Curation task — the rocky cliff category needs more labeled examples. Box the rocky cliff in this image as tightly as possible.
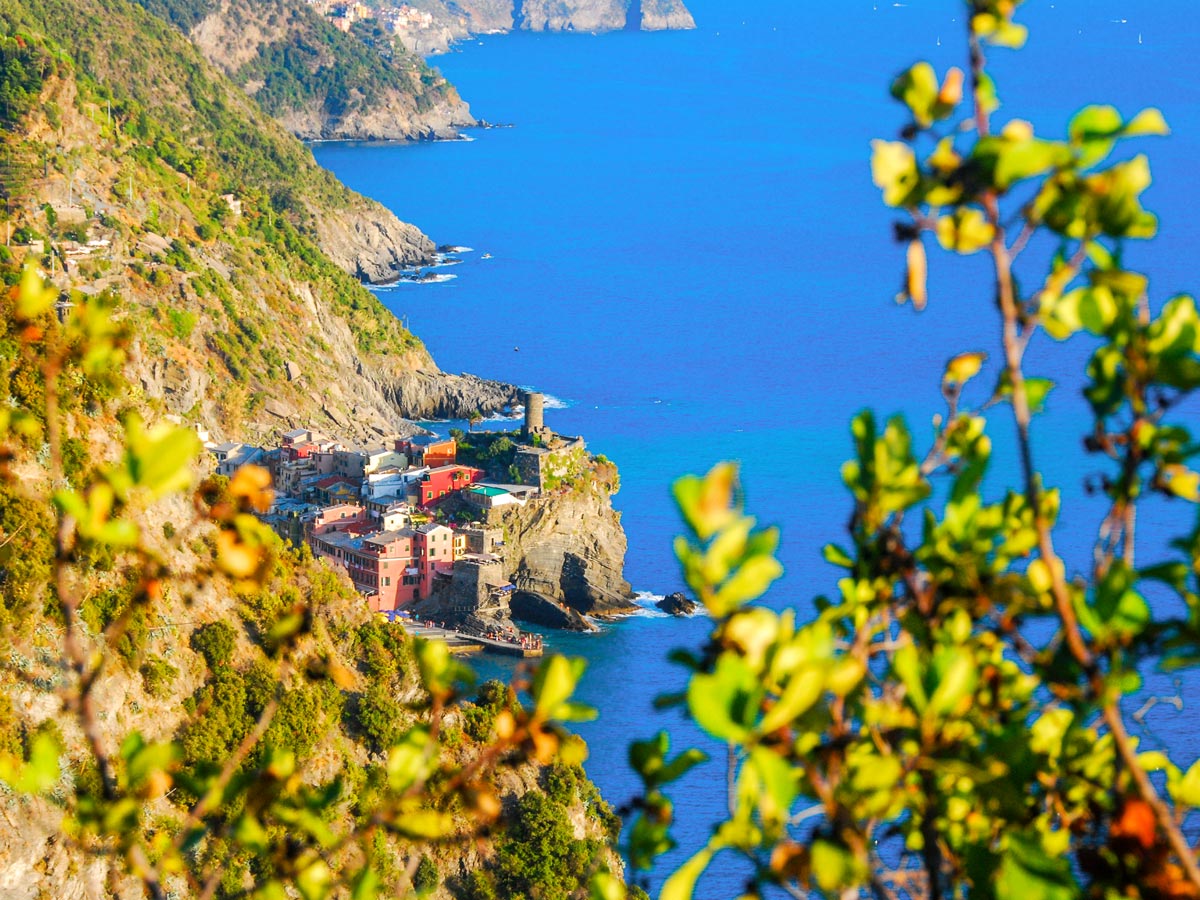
[497,487,636,617]
[310,197,436,282]
[145,0,476,141]
[386,0,695,54]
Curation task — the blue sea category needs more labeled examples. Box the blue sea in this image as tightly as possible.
[313,2,1200,894]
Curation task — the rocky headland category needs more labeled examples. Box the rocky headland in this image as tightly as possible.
[375,0,696,55]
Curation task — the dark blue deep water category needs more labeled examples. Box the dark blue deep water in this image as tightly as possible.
[314,2,1200,894]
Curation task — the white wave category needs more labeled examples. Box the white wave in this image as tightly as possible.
[542,393,571,409]
[393,273,457,284]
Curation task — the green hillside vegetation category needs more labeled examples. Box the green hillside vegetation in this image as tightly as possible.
[0,0,448,440]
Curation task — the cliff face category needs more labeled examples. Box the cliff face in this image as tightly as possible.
[310,198,436,282]
[388,0,695,53]
[638,0,696,30]
[497,483,636,618]
[518,0,627,32]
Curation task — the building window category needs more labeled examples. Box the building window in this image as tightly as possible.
[384,577,390,586]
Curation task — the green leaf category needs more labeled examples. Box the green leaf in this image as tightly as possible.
[17,264,56,319]
[1068,105,1124,143]
[687,654,760,743]
[386,726,433,792]
[811,839,864,892]
[760,664,824,734]
[660,844,716,900]
[123,417,202,498]
[1125,107,1170,137]
[350,866,381,900]
[928,651,978,717]
[392,808,455,839]
[296,859,332,900]
[891,61,939,128]
[1030,708,1073,758]
[893,642,928,712]
[997,833,1078,900]
[822,543,854,569]
[710,554,783,616]
[533,654,587,719]
[659,748,709,785]
[589,872,626,900]
[16,732,60,794]
[1173,759,1200,807]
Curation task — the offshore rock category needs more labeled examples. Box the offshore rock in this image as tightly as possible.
[656,592,698,616]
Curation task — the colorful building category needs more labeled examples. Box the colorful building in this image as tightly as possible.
[417,465,484,508]
[397,435,457,469]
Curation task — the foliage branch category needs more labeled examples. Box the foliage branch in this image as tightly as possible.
[625,3,1200,899]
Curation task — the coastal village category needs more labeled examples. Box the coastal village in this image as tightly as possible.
[204,392,575,655]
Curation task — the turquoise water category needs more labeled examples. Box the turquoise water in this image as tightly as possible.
[314,2,1200,893]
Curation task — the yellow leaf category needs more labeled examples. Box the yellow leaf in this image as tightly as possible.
[870,140,920,207]
[906,240,928,310]
[1164,465,1200,502]
[943,351,987,387]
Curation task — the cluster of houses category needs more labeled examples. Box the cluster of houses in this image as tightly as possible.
[305,0,438,35]
[206,428,537,614]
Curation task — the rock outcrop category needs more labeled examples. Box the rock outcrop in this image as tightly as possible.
[496,486,636,618]
[518,0,627,31]
[377,369,522,420]
[387,0,696,53]
[275,94,473,143]
[638,0,696,31]
[310,199,437,283]
[510,590,598,631]
[656,591,698,616]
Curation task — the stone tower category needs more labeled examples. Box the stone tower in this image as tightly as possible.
[522,390,545,441]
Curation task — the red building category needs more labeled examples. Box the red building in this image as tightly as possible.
[417,465,484,508]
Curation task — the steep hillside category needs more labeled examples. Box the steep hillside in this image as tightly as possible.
[140,0,475,141]
[0,0,517,444]
[0,278,618,897]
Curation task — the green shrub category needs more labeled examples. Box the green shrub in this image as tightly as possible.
[191,621,236,669]
[139,655,178,698]
[413,855,438,894]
